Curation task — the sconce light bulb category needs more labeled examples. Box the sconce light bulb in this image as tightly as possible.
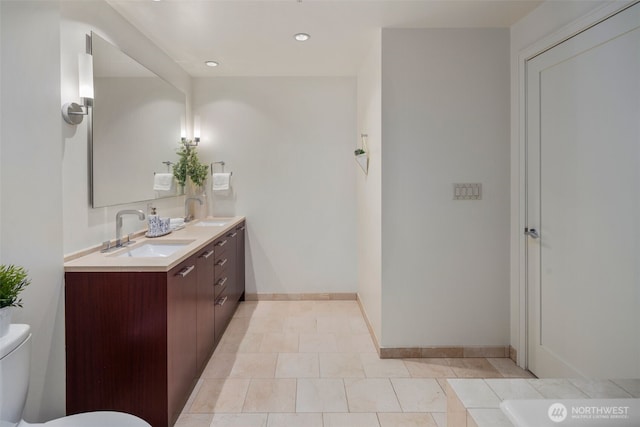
[78,53,94,100]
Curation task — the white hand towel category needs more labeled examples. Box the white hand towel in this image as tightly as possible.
[212,173,231,191]
[153,173,174,191]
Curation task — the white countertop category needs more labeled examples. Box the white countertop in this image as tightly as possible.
[64,216,245,273]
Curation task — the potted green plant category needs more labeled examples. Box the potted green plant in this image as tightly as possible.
[0,264,30,337]
[173,139,209,191]
[354,148,368,174]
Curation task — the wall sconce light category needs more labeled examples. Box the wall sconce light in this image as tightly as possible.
[62,52,94,125]
[180,116,200,147]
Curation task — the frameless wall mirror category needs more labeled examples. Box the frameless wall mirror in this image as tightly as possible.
[90,32,186,208]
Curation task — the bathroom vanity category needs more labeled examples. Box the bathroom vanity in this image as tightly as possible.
[63,218,246,427]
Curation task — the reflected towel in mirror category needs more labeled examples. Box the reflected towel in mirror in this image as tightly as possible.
[153,173,174,191]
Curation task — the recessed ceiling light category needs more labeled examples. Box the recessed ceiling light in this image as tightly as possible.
[294,33,310,42]
[204,61,219,67]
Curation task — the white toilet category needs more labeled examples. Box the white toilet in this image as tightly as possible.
[0,324,151,427]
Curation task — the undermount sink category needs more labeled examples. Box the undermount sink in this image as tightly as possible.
[194,219,232,227]
[115,240,194,258]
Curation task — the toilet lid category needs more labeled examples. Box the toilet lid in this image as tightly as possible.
[42,411,151,427]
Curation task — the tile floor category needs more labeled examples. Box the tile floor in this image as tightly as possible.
[176,300,533,427]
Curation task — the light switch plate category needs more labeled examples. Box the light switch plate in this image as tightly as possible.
[453,183,482,200]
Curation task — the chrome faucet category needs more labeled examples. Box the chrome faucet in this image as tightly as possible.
[115,209,146,247]
[184,197,203,222]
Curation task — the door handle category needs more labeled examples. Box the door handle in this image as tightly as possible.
[524,228,540,239]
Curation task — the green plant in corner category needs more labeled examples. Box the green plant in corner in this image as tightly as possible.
[173,140,209,188]
[0,265,30,308]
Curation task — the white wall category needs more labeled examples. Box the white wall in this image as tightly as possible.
[1,1,65,421]
[356,32,382,342]
[61,0,192,255]
[509,0,613,365]
[380,28,510,347]
[193,77,358,295]
[0,1,192,421]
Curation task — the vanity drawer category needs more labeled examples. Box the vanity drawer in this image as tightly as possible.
[213,273,228,298]
[213,236,229,257]
[214,253,230,279]
[214,286,235,342]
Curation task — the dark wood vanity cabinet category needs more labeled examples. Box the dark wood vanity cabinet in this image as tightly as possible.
[65,222,246,427]
[196,243,216,371]
[235,222,246,301]
[65,255,199,427]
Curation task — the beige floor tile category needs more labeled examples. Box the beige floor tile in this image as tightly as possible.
[243,379,296,412]
[229,353,278,378]
[486,358,534,378]
[296,378,348,412]
[189,379,250,413]
[266,413,323,427]
[233,302,259,318]
[282,316,317,333]
[431,412,447,427]
[217,333,264,353]
[275,353,319,378]
[287,300,321,315]
[360,353,410,378]
[246,316,286,333]
[322,413,381,427]
[201,353,237,378]
[317,316,349,333]
[174,413,213,427]
[349,317,370,334]
[391,378,446,412]
[320,353,366,378]
[344,378,402,412]
[404,358,456,378]
[448,358,502,378]
[224,317,252,335]
[299,333,338,353]
[378,413,438,427]
[334,333,377,353]
[210,413,268,427]
[258,332,299,353]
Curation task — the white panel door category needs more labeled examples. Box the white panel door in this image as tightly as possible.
[526,3,640,378]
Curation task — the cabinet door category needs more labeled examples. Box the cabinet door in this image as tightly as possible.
[224,229,238,304]
[236,222,246,301]
[196,244,216,372]
[167,256,198,425]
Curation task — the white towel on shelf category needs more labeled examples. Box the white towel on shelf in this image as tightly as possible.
[212,173,231,191]
[153,173,174,191]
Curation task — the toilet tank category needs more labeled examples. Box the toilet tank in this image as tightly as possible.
[0,324,31,427]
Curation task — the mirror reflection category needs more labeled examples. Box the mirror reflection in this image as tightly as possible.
[91,32,186,208]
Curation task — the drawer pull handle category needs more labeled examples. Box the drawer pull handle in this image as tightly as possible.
[177,265,195,277]
[228,232,238,238]
[201,250,214,259]
[216,240,227,247]
[215,277,228,287]
[216,296,228,306]
[239,226,246,231]
[216,258,227,267]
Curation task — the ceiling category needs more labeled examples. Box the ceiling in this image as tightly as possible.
[107,0,542,77]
